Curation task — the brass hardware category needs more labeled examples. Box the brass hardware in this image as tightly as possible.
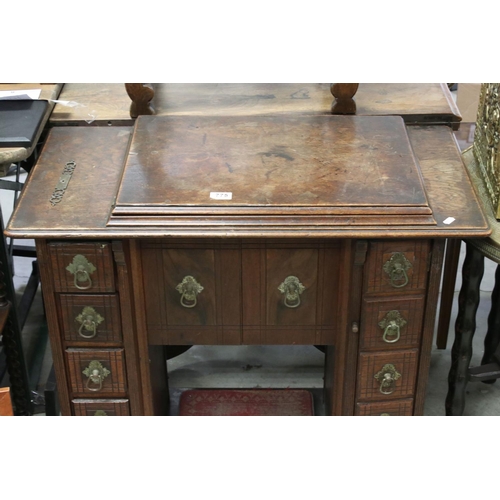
[378,310,407,344]
[94,410,108,416]
[82,360,110,392]
[50,160,76,206]
[380,413,390,416]
[352,322,359,334]
[383,253,412,288]
[75,306,104,339]
[176,276,204,308]
[473,84,500,218]
[66,255,96,290]
[278,276,305,308]
[374,364,401,395]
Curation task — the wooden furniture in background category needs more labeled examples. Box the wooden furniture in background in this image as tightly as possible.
[49,83,461,128]
[445,84,500,415]
[6,93,488,415]
[0,387,13,416]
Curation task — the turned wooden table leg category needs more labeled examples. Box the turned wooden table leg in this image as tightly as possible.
[330,83,359,114]
[446,242,484,415]
[125,83,155,118]
[481,264,500,375]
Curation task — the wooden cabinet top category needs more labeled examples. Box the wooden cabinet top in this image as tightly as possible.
[5,117,489,239]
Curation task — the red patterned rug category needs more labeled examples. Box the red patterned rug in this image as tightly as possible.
[179,389,314,416]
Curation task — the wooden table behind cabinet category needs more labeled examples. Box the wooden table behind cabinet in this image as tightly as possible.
[6,112,489,416]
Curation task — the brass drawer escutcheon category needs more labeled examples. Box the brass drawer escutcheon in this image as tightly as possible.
[374,364,401,395]
[94,410,108,416]
[176,276,204,308]
[383,253,412,288]
[75,306,104,339]
[66,255,97,290]
[278,276,305,308]
[378,310,407,344]
[82,360,110,392]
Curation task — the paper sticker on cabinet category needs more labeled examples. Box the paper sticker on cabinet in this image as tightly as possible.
[210,192,233,200]
[443,217,456,225]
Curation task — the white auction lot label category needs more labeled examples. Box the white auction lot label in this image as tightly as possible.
[210,192,233,200]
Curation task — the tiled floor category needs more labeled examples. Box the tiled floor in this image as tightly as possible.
[2,98,500,416]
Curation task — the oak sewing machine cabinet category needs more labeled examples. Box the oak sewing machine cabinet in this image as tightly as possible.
[5,84,490,416]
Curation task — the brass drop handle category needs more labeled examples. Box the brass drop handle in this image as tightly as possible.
[76,306,104,339]
[83,360,110,392]
[383,253,412,288]
[374,364,401,395]
[176,276,204,308]
[278,276,306,308]
[66,255,96,290]
[94,410,108,416]
[378,310,407,344]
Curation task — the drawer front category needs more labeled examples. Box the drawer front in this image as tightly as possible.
[365,240,430,294]
[356,350,419,401]
[355,399,414,416]
[141,241,340,345]
[49,242,115,293]
[60,294,122,344]
[142,246,219,327]
[265,249,318,326]
[360,295,425,350]
[72,399,130,416]
[66,349,127,397]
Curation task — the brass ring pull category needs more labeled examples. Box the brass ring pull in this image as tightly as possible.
[176,276,204,308]
[74,269,92,290]
[76,307,104,339]
[66,255,96,290]
[383,323,401,343]
[374,364,401,395]
[378,310,406,344]
[278,276,305,309]
[383,253,412,288]
[83,360,110,392]
[78,320,97,339]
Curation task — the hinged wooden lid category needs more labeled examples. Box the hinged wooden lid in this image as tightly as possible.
[110,115,435,227]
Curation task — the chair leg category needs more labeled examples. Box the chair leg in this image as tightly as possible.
[436,239,462,349]
[446,242,484,416]
[480,264,500,383]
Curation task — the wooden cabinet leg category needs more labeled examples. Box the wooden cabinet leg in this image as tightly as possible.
[446,243,484,415]
[436,239,462,349]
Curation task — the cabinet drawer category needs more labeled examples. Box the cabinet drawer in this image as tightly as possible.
[365,240,430,294]
[356,350,419,401]
[355,399,414,416]
[60,294,122,344]
[49,242,115,293]
[72,399,130,416]
[141,241,340,345]
[360,295,425,350]
[66,349,127,397]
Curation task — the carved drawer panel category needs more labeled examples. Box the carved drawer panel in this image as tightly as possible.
[49,242,115,293]
[356,350,419,401]
[72,399,130,416]
[360,295,425,350]
[355,399,414,416]
[66,348,127,397]
[141,240,340,346]
[364,240,430,294]
[142,246,221,328]
[60,294,122,344]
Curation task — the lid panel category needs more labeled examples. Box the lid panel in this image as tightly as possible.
[113,114,432,220]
